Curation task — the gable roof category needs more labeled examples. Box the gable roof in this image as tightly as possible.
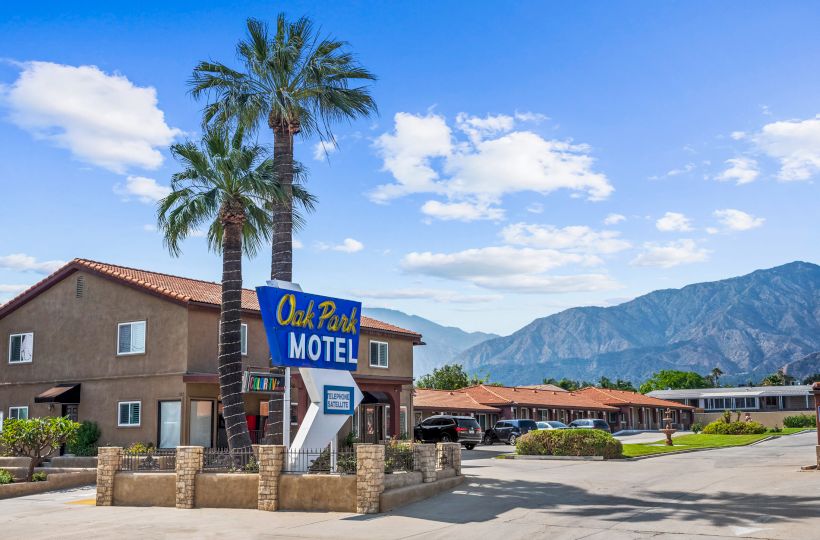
[461,384,619,411]
[0,258,422,342]
[413,389,501,413]
[577,387,694,410]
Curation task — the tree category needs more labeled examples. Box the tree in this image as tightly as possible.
[802,373,820,385]
[0,417,80,481]
[760,368,796,386]
[190,14,377,282]
[416,364,487,390]
[710,367,724,388]
[639,370,711,394]
[598,376,637,392]
[157,128,315,457]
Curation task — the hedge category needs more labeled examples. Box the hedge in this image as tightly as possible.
[783,414,816,428]
[702,420,766,435]
[516,429,622,459]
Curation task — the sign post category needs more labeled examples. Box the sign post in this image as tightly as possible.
[257,284,362,468]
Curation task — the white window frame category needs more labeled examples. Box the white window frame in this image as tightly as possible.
[290,401,299,426]
[118,401,141,427]
[241,323,248,356]
[8,332,34,364]
[117,321,146,356]
[369,340,389,369]
[9,406,29,420]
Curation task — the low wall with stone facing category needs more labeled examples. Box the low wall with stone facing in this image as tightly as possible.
[0,471,97,500]
[96,442,462,513]
[695,411,815,428]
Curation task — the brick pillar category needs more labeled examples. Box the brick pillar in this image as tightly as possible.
[436,442,462,473]
[413,443,436,483]
[257,445,285,511]
[175,446,203,509]
[356,444,385,514]
[95,447,122,506]
[448,442,462,475]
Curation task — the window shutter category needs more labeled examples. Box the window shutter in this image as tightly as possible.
[379,343,388,367]
[370,342,378,366]
[119,325,132,354]
[131,322,146,353]
[10,335,21,362]
[20,334,33,362]
[119,403,129,425]
[130,403,140,425]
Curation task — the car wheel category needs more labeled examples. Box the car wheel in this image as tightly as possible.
[509,434,517,445]
[483,434,493,445]
[464,443,476,450]
[440,434,451,443]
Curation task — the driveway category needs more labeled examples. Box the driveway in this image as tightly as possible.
[0,433,817,539]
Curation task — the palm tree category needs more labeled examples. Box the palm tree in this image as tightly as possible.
[157,128,315,456]
[189,14,377,282]
[710,367,724,388]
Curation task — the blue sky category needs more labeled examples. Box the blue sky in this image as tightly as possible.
[1,2,819,334]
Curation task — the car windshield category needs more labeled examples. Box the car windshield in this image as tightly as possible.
[536,421,549,428]
[547,421,567,428]
[456,418,480,428]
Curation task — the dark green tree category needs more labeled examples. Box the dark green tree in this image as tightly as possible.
[639,370,711,394]
[802,373,820,385]
[416,364,487,390]
[760,368,796,386]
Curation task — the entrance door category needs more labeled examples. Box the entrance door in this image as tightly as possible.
[190,400,214,447]
[158,401,181,448]
[61,404,79,422]
[361,404,385,443]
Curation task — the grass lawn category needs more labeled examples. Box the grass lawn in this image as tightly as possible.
[621,429,812,458]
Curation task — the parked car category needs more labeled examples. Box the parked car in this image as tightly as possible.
[536,420,569,430]
[483,419,538,445]
[568,419,611,432]
[413,415,483,449]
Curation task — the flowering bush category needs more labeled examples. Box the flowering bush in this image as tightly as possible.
[516,429,622,459]
[702,421,766,435]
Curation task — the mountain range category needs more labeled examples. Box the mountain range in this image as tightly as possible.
[453,261,820,386]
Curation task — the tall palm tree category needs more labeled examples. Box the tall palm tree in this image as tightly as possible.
[711,367,724,388]
[157,128,315,456]
[189,14,377,282]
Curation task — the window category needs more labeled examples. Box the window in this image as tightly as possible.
[118,321,146,355]
[400,406,408,436]
[9,333,33,363]
[9,406,28,420]
[118,401,141,426]
[369,340,388,368]
[241,323,248,356]
[290,401,298,425]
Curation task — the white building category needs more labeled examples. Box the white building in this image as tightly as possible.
[647,385,813,412]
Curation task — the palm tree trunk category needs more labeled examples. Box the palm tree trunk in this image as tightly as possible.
[219,217,253,457]
[271,127,294,282]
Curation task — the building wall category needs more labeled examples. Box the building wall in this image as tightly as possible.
[695,409,813,428]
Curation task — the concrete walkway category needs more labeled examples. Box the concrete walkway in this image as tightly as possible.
[0,433,818,539]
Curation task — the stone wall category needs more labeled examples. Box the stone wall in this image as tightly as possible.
[96,447,121,506]
[175,446,203,509]
[356,444,385,514]
[0,472,96,500]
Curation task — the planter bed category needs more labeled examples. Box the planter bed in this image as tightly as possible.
[0,472,97,500]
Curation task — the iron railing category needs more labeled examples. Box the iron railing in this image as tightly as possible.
[120,448,176,473]
[202,447,258,473]
[284,447,357,474]
[384,444,414,473]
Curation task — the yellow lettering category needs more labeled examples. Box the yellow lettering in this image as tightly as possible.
[276,294,295,326]
[317,301,336,329]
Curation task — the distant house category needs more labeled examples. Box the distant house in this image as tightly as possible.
[576,387,694,430]
[646,385,813,412]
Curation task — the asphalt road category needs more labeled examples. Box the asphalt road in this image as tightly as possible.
[1,432,818,539]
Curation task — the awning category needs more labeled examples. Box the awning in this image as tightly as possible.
[361,391,391,405]
[34,383,81,404]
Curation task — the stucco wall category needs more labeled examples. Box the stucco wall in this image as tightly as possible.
[695,410,815,428]
[195,473,258,509]
[0,471,96,500]
[113,472,175,507]
[355,331,414,379]
[279,474,357,512]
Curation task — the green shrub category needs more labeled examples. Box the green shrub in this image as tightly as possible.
[783,414,816,428]
[702,420,766,435]
[126,442,155,453]
[691,422,704,434]
[516,429,622,459]
[31,471,47,482]
[66,421,101,456]
[769,425,782,433]
[0,469,13,485]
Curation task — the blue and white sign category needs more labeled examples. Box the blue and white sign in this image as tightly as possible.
[256,286,362,371]
[324,385,355,415]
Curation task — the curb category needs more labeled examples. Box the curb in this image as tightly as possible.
[497,454,604,461]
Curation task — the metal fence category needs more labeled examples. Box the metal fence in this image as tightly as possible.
[384,444,414,473]
[202,447,258,473]
[284,447,357,475]
[120,448,176,473]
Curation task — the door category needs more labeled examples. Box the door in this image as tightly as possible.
[361,405,385,443]
[61,404,79,422]
[158,401,181,448]
[189,400,214,447]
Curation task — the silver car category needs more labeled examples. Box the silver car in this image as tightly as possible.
[536,421,569,430]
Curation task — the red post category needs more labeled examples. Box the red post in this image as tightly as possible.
[813,383,820,467]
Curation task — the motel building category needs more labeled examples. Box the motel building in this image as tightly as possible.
[0,259,422,449]
[576,387,694,430]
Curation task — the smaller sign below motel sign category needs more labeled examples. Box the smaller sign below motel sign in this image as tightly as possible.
[323,385,355,415]
[256,286,362,371]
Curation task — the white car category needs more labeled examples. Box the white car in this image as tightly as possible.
[536,421,569,430]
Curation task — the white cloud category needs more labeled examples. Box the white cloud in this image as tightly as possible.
[630,239,710,268]
[706,227,719,235]
[716,157,759,185]
[0,284,28,295]
[526,202,544,214]
[500,223,630,254]
[603,213,626,225]
[655,212,693,232]
[420,200,504,222]
[351,288,502,304]
[713,209,765,231]
[469,273,620,294]
[1,61,180,173]
[0,253,65,274]
[514,111,549,123]
[318,238,364,253]
[143,224,157,232]
[189,229,207,238]
[114,176,170,203]
[370,112,613,209]
[293,239,304,250]
[751,116,820,181]
[730,131,746,140]
[312,139,337,161]
[665,163,696,177]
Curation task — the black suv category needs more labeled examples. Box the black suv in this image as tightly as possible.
[483,419,538,445]
[568,419,612,432]
[413,415,483,449]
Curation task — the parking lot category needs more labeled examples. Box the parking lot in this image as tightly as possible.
[0,432,817,539]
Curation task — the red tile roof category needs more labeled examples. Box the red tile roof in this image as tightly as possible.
[0,258,422,342]
[577,387,694,410]
[462,384,619,411]
[413,389,501,413]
